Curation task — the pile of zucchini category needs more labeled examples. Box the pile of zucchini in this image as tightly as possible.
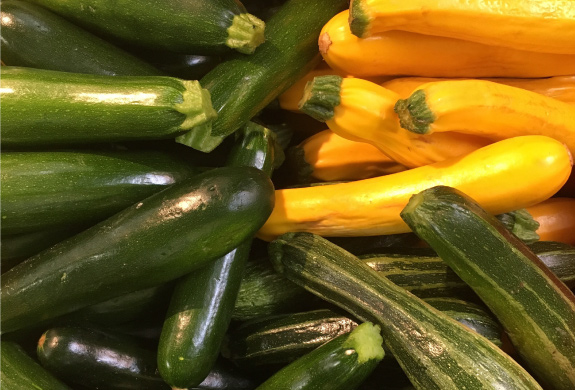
[1,0,575,389]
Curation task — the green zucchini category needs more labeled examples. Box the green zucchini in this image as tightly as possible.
[126,49,221,80]
[177,0,348,152]
[1,166,275,334]
[37,327,169,390]
[1,66,216,147]
[1,341,72,390]
[0,1,162,76]
[1,150,201,234]
[528,241,575,288]
[25,0,264,55]
[255,322,384,390]
[157,123,278,388]
[269,232,543,389]
[401,186,575,390]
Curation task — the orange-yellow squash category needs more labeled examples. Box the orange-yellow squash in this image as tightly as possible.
[395,79,575,155]
[257,135,573,241]
[299,75,491,168]
[289,129,406,182]
[320,11,575,78]
[349,0,575,55]
[526,198,575,245]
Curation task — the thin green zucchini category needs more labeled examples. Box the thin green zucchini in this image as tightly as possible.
[255,322,384,390]
[401,186,575,390]
[1,66,216,147]
[37,327,169,390]
[157,123,278,388]
[1,166,275,334]
[25,0,265,55]
[1,150,201,234]
[178,0,348,152]
[1,341,71,390]
[0,1,162,76]
[269,232,543,389]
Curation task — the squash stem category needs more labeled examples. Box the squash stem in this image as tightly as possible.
[349,0,371,38]
[394,90,435,134]
[226,13,266,55]
[299,75,343,122]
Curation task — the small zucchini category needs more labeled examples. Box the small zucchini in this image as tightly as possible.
[254,322,384,390]
[1,167,275,334]
[1,66,216,147]
[401,186,575,390]
[269,232,543,389]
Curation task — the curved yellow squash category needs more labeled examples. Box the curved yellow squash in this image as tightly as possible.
[349,0,575,54]
[294,130,406,182]
[382,76,575,104]
[325,77,490,168]
[395,79,575,155]
[257,136,573,241]
[320,11,575,78]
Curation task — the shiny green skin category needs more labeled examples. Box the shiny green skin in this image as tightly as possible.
[189,0,348,152]
[1,150,199,234]
[0,1,161,76]
[24,0,251,54]
[1,341,71,390]
[401,186,575,390]
[37,327,169,390]
[1,167,275,334]
[157,123,277,388]
[1,67,193,147]
[269,233,543,390]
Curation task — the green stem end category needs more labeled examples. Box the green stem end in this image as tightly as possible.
[349,0,371,38]
[343,322,385,364]
[298,75,343,122]
[226,13,266,55]
[394,89,435,135]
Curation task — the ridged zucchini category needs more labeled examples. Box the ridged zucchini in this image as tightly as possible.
[1,66,216,147]
[1,167,274,334]
[401,186,575,390]
[269,232,542,389]
[0,0,162,76]
[1,150,201,234]
[25,0,265,55]
[255,322,384,390]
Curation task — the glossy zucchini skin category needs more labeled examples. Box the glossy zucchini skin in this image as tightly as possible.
[1,67,215,147]
[25,0,264,54]
[0,0,162,76]
[401,186,575,390]
[157,123,278,388]
[1,150,200,234]
[269,232,543,390]
[1,341,71,390]
[37,327,169,390]
[182,0,348,152]
[1,167,275,334]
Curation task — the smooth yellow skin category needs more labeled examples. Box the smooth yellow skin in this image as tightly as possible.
[353,0,575,54]
[257,136,573,241]
[383,76,575,104]
[300,130,406,181]
[327,77,490,168]
[320,11,575,78]
[526,198,575,245]
[410,80,575,155]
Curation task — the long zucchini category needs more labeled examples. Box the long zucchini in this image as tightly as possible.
[1,167,274,334]
[401,186,575,390]
[1,66,216,147]
[269,232,542,389]
[1,150,201,234]
[25,0,265,55]
[0,0,162,76]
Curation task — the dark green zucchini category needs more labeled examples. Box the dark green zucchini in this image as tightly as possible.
[0,1,162,76]
[25,0,264,55]
[528,241,575,288]
[269,232,542,389]
[401,186,575,390]
[157,123,278,388]
[254,322,384,390]
[37,327,169,390]
[126,49,221,80]
[1,67,216,147]
[1,341,72,390]
[1,166,275,334]
[1,150,201,234]
[178,0,348,152]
